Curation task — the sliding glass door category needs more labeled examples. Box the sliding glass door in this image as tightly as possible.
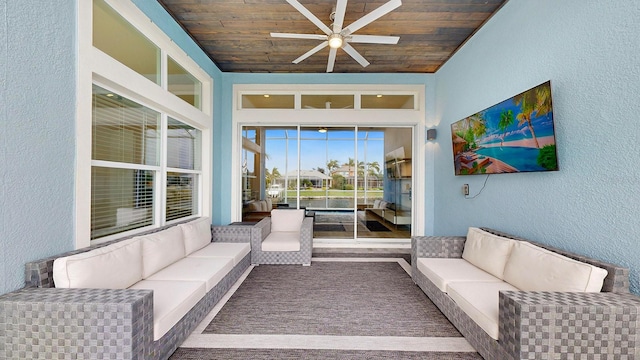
[300,127,355,239]
[241,125,412,241]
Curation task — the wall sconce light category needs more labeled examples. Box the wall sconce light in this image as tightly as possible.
[426,128,437,141]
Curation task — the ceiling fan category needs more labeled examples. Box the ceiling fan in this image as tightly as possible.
[271,0,402,73]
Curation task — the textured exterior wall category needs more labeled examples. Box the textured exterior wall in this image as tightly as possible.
[433,0,640,294]
[0,1,77,294]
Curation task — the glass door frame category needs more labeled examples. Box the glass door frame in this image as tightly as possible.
[231,84,428,240]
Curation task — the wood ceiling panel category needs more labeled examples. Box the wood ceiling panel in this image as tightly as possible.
[158,0,507,73]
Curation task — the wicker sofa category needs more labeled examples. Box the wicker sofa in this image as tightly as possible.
[412,227,640,360]
[0,218,253,360]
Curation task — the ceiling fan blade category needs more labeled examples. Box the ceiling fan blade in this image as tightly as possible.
[293,41,329,64]
[332,0,348,33]
[271,33,327,41]
[342,0,401,36]
[286,0,332,35]
[349,34,399,44]
[342,43,370,68]
[327,48,337,73]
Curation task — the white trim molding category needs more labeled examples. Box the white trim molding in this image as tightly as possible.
[232,84,426,240]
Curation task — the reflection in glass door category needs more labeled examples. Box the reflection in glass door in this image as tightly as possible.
[300,127,355,239]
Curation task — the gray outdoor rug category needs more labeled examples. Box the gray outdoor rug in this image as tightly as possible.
[203,262,461,337]
[170,348,482,359]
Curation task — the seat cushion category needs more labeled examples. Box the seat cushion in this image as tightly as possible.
[447,281,520,340]
[503,241,608,292]
[140,226,185,278]
[53,237,142,289]
[262,231,301,252]
[462,227,515,280]
[145,257,234,292]
[416,258,502,292]
[130,279,205,341]
[179,217,212,255]
[188,242,251,266]
[270,209,305,232]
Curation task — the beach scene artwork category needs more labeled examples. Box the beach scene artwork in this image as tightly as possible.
[451,81,558,175]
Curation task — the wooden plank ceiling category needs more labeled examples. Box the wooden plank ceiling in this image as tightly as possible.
[158,0,507,73]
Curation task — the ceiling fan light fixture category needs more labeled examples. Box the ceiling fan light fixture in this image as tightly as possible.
[328,34,343,49]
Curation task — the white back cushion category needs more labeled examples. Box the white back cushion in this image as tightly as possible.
[180,217,212,255]
[53,238,142,289]
[141,226,185,278]
[247,201,260,211]
[503,241,608,292]
[270,209,305,232]
[462,227,515,280]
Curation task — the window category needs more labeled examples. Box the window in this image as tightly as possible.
[81,0,212,246]
[166,118,202,221]
[93,0,160,84]
[241,95,294,109]
[91,86,202,240]
[361,95,414,109]
[168,56,202,109]
[301,95,354,109]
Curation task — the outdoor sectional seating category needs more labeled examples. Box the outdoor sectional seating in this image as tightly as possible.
[251,209,313,265]
[412,227,640,360]
[0,218,252,360]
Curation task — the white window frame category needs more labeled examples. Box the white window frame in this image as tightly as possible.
[77,0,212,248]
[232,84,426,239]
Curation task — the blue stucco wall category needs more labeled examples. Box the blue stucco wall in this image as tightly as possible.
[433,0,640,294]
[0,1,77,294]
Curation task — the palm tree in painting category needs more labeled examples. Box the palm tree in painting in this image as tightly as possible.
[461,113,487,149]
[535,85,552,118]
[513,83,551,149]
[498,109,514,147]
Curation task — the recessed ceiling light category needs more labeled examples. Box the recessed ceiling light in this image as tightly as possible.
[263,94,270,98]
[106,93,114,97]
[376,94,383,98]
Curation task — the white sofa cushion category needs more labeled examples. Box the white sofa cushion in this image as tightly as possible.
[53,238,142,289]
[447,281,520,340]
[140,226,185,278]
[180,217,212,255]
[146,257,234,292]
[462,227,515,280]
[503,241,608,292]
[416,258,503,292]
[270,209,305,232]
[262,231,301,252]
[130,279,205,341]
[247,201,260,212]
[188,242,251,266]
